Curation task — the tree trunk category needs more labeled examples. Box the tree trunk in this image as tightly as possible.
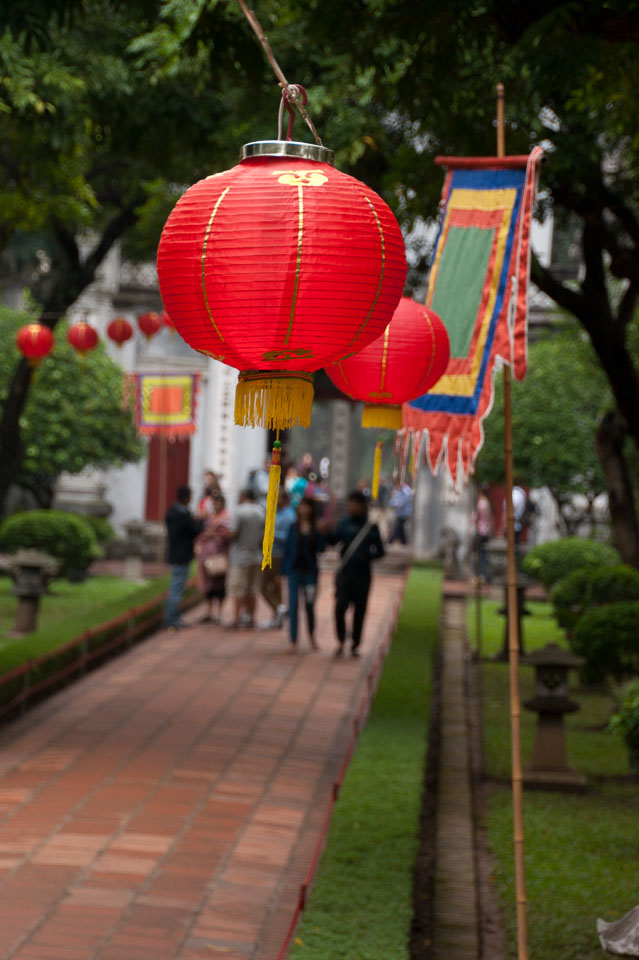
[596,411,639,568]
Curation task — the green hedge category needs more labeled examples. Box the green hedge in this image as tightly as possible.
[522,537,619,589]
[572,600,639,684]
[0,509,100,573]
[609,680,639,773]
[551,564,639,633]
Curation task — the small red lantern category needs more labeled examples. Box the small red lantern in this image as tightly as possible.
[157,140,407,431]
[67,321,99,358]
[15,323,55,367]
[137,311,162,340]
[326,297,450,430]
[107,317,134,348]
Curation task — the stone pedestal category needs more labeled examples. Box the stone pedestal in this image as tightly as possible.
[523,643,587,791]
[5,550,59,638]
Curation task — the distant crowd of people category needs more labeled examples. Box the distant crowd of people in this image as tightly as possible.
[162,453,407,657]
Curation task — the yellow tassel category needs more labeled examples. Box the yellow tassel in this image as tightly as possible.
[262,441,282,569]
[361,403,403,430]
[235,371,314,430]
[371,440,383,501]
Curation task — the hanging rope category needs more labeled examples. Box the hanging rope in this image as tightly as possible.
[236,0,323,146]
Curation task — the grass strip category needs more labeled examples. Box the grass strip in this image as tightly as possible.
[289,567,441,960]
[0,574,171,674]
[471,592,639,958]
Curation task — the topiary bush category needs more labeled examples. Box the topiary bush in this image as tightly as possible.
[551,565,639,633]
[521,537,619,589]
[608,679,639,774]
[0,510,101,575]
[571,600,639,684]
[81,515,116,544]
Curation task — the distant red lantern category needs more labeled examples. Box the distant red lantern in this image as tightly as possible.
[67,321,99,358]
[137,311,162,340]
[107,317,134,348]
[15,323,55,367]
[326,297,450,430]
[157,141,407,431]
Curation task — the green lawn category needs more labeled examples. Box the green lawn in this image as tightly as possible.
[289,567,441,960]
[470,592,639,959]
[0,573,170,675]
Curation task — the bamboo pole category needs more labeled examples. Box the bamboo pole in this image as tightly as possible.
[497,81,529,960]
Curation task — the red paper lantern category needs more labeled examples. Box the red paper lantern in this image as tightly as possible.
[15,323,55,367]
[67,321,99,357]
[107,317,134,348]
[137,311,162,340]
[157,140,407,430]
[161,310,173,330]
[326,297,450,429]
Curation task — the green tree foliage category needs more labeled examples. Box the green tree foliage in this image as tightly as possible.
[0,307,143,506]
[521,537,619,589]
[476,325,607,527]
[0,509,100,573]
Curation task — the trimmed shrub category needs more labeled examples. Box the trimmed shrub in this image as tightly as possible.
[571,600,639,684]
[0,510,100,574]
[522,537,619,589]
[81,515,116,544]
[609,680,639,773]
[551,565,639,633]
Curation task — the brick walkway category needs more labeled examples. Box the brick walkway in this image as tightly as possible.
[0,571,404,960]
[432,591,479,959]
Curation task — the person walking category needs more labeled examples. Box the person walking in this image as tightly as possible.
[195,492,230,623]
[388,478,413,545]
[472,486,493,583]
[326,490,385,657]
[260,490,296,629]
[226,488,264,629]
[281,497,325,652]
[164,484,203,630]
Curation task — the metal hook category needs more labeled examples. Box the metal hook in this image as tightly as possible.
[277,84,308,141]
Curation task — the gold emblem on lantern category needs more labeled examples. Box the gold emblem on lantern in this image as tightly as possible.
[275,170,328,187]
[262,348,314,362]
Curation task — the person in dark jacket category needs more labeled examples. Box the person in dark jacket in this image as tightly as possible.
[326,490,385,657]
[281,498,325,651]
[164,485,203,629]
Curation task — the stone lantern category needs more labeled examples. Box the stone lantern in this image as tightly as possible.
[123,520,146,583]
[523,642,586,791]
[5,550,59,637]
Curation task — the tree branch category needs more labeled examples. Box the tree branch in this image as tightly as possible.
[581,220,612,321]
[530,254,586,318]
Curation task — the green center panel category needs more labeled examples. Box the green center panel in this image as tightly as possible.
[430,224,496,358]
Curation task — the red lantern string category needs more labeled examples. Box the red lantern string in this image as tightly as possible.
[107,317,134,348]
[137,311,162,340]
[15,323,55,368]
[67,321,99,358]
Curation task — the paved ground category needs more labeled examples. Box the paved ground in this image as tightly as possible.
[432,590,479,960]
[0,571,404,960]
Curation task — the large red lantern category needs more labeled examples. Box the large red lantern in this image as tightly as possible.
[137,311,162,340]
[157,140,407,431]
[161,309,173,331]
[15,323,55,367]
[107,317,134,348]
[326,297,450,429]
[67,321,99,357]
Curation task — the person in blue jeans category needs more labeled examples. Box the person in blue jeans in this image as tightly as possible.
[281,497,325,651]
[164,485,203,630]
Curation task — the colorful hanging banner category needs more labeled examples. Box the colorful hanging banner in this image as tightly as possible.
[134,373,201,438]
[404,148,544,484]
